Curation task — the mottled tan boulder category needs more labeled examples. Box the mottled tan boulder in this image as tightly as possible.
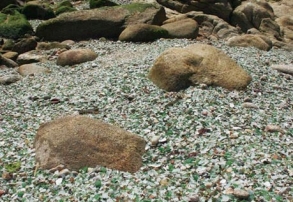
[162,18,198,39]
[57,49,97,66]
[34,115,146,173]
[118,24,168,42]
[231,1,274,33]
[148,44,252,91]
[226,34,273,51]
[17,63,50,76]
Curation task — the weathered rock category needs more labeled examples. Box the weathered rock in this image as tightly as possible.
[17,63,50,76]
[119,24,168,42]
[12,37,38,54]
[0,54,18,67]
[56,49,97,66]
[36,3,166,41]
[0,74,21,85]
[16,51,47,65]
[162,18,198,39]
[276,16,293,42]
[233,189,250,200]
[0,11,33,39]
[34,115,146,173]
[36,42,70,50]
[231,0,274,33]
[259,18,282,40]
[148,44,252,91]
[268,0,293,18]
[22,1,55,20]
[226,34,273,51]
[271,64,293,76]
[156,0,233,22]
[186,11,239,39]
[2,52,18,61]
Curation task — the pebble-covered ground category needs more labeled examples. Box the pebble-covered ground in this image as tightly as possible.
[1,37,293,201]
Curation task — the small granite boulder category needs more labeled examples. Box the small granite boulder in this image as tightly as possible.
[56,49,97,66]
[34,115,146,173]
[119,24,168,42]
[226,34,273,51]
[17,63,50,76]
[148,44,252,91]
[162,18,199,39]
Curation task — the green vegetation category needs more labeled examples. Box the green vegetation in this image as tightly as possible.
[0,11,33,39]
[121,3,154,14]
[5,161,21,173]
[89,0,118,9]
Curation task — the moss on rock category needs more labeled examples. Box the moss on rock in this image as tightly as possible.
[89,0,118,9]
[0,11,33,39]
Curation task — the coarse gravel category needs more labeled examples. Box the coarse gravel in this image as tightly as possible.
[1,37,293,202]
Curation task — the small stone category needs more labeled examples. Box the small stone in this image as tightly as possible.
[57,169,70,176]
[159,178,169,186]
[265,124,284,133]
[49,164,65,173]
[55,178,63,185]
[189,194,200,202]
[233,189,250,199]
[241,102,258,109]
[2,172,13,180]
[243,97,252,102]
[0,189,6,196]
[0,75,21,85]
[150,135,160,147]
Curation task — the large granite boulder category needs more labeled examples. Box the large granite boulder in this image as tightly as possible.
[156,0,233,22]
[34,115,146,173]
[0,11,33,39]
[119,24,168,42]
[148,44,252,91]
[231,0,274,33]
[36,3,166,41]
